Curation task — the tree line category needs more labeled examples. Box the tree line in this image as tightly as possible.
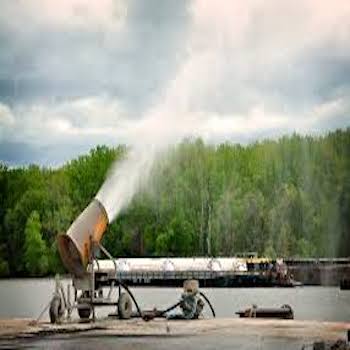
[0,129,349,277]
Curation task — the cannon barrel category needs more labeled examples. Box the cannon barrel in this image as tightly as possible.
[57,198,109,276]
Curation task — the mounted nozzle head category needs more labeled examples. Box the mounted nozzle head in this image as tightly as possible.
[57,198,109,276]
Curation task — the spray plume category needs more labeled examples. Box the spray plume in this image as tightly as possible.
[95,1,265,222]
[96,0,335,222]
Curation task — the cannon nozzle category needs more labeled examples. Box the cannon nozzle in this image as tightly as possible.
[57,198,109,276]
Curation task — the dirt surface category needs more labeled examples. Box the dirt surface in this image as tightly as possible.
[0,318,349,342]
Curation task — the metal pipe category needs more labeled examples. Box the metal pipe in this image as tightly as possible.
[57,198,109,276]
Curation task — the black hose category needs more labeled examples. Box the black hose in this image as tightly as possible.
[119,282,216,320]
[119,282,143,318]
[120,282,183,321]
[199,291,216,318]
[158,301,182,316]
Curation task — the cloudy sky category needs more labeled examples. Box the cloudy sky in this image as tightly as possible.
[0,0,349,166]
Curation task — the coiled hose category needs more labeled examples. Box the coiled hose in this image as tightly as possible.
[119,282,216,321]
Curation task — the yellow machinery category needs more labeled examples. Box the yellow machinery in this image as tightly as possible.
[57,198,109,277]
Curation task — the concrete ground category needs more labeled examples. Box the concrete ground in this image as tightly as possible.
[0,318,349,342]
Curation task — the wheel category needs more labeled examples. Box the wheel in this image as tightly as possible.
[77,290,91,319]
[49,295,63,324]
[78,307,91,319]
[118,292,132,319]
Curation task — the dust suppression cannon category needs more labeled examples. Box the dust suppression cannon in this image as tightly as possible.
[49,198,216,324]
[52,198,172,324]
[51,198,136,323]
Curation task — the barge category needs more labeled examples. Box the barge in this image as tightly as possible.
[91,257,300,288]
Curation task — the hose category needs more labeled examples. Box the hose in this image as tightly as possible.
[120,282,182,321]
[158,301,182,316]
[119,282,216,321]
[199,291,216,318]
[119,282,143,318]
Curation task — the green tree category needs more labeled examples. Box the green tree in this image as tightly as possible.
[1,129,350,277]
[24,211,49,276]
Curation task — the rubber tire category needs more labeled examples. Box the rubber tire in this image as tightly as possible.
[49,296,62,324]
[78,307,91,319]
[118,292,132,319]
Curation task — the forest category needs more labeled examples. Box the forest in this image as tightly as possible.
[0,128,349,277]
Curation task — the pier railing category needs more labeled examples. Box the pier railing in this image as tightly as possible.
[114,270,258,283]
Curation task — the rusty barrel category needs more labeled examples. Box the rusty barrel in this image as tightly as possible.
[57,198,109,276]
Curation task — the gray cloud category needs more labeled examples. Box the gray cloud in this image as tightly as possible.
[0,0,349,165]
[0,0,189,111]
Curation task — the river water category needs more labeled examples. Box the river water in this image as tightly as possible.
[0,279,349,349]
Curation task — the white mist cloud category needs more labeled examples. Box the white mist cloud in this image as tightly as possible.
[94,0,350,221]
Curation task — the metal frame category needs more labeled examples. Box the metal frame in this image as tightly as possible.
[53,237,124,323]
[51,239,218,323]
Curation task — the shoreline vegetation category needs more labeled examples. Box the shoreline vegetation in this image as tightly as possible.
[0,129,349,277]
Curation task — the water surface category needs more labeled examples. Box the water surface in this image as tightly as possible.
[0,279,349,349]
[0,278,348,321]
